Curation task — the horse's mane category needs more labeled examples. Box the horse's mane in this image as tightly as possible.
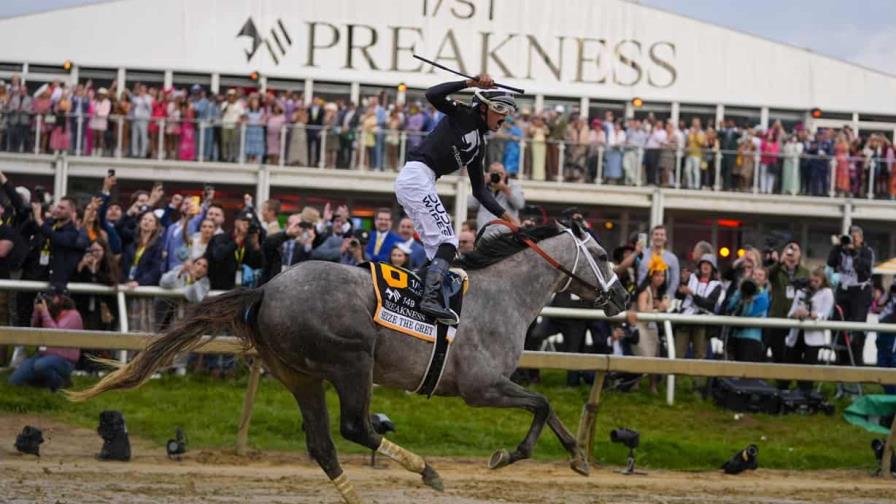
[454,225,563,270]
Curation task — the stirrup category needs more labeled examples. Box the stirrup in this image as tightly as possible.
[434,309,459,326]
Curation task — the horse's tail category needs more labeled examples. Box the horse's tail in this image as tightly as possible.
[66,288,264,402]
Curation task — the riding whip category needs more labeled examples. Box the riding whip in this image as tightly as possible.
[412,54,525,94]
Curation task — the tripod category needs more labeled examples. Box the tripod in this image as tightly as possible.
[819,305,863,398]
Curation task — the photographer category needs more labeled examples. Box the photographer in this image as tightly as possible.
[826,225,874,365]
[340,229,371,266]
[676,254,722,360]
[309,204,354,262]
[204,208,263,290]
[783,267,834,392]
[468,162,525,232]
[73,241,119,331]
[766,241,809,365]
[725,267,769,362]
[260,213,316,285]
[8,288,82,392]
[32,196,88,289]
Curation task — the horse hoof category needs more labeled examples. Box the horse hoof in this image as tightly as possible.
[422,464,444,492]
[488,448,511,470]
[570,455,590,477]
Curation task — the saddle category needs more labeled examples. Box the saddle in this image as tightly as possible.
[364,262,467,396]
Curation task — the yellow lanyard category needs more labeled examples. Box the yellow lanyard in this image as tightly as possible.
[133,245,146,266]
[42,222,62,252]
[235,245,245,265]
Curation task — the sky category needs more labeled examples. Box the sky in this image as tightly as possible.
[1,0,894,75]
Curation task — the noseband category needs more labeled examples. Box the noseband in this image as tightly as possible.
[483,220,619,304]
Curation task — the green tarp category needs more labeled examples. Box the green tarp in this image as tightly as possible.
[843,395,896,434]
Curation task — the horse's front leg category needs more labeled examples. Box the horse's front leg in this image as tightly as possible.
[459,377,588,475]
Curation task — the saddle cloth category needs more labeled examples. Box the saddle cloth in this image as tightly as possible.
[366,262,467,397]
[367,262,466,343]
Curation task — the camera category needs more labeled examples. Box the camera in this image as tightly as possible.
[610,428,640,449]
[489,172,502,184]
[107,169,116,177]
[739,278,758,298]
[840,234,851,246]
[33,185,46,207]
[248,220,260,235]
[350,228,371,247]
[790,277,810,290]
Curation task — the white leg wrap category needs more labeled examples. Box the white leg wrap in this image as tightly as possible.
[332,472,362,504]
[377,438,426,473]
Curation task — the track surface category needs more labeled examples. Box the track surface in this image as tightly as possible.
[2,414,893,504]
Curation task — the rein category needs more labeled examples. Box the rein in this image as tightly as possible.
[481,219,609,293]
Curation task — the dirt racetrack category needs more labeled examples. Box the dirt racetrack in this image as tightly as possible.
[1,414,893,504]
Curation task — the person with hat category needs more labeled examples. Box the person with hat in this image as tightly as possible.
[827,224,874,365]
[203,206,262,290]
[676,254,722,360]
[395,73,520,324]
[89,87,111,156]
[8,286,82,391]
[220,88,245,162]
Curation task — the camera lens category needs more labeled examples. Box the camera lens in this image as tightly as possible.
[490,173,501,184]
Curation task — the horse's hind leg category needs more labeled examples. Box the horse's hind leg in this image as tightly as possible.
[289,376,363,504]
[329,354,444,492]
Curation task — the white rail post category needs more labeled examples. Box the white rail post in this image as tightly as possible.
[318,128,327,168]
[596,146,604,184]
[116,116,124,158]
[664,320,676,406]
[238,123,247,165]
[117,289,129,363]
[75,115,84,156]
[279,122,287,167]
[157,119,166,160]
[398,131,407,168]
[197,120,206,163]
[868,159,876,199]
[556,141,565,183]
[34,115,42,155]
[674,147,682,189]
[714,150,722,191]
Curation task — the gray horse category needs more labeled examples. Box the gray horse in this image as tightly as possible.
[70,221,628,503]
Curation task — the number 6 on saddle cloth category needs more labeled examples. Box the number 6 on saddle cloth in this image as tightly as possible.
[366,262,468,397]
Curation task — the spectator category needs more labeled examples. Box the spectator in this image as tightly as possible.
[726,266,769,362]
[722,247,761,305]
[385,108,402,170]
[130,84,152,158]
[89,87,111,156]
[307,97,325,166]
[122,211,164,332]
[389,243,411,268]
[73,240,119,331]
[502,117,523,177]
[309,203,353,262]
[458,229,476,255]
[632,258,670,393]
[323,102,341,168]
[6,85,32,153]
[32,88,52,154]
[604,119,625,184]
[260,198,282,235]
[735,129,756,192]
[565,115,590,182]
[766,241,809,367]
[339,231,369,266]
[286,105,309,166]
[178,97,196,161]
[366,208,402,264]
[260,213,313,285]
[161,194,207,274]
[684,118,705,189]
[8,288,82,391]
[623,118,647,186]
[782,267,834,392]
[220,89,245,162]
[205,208,263,290]
[806,130,832,196]
[49,93,71,154]
[266,103,286,165]
[781,134,803,195]
[759,128,781,194]
[827,225,874,365]
[637,225,680,299]
[396,217,427,269]
[644,119,666,185]
[360,108,377,169]
[676,254,721,359]
[528,115,548,181]
[160,257,211,304]
[337,101,359,168]
[32,196,88,289]
[658,121,678,186]
[876,285,896,394]
[244,96,265,163]
[205,202,226,234]
[468,162,525,232]
[833,133,851,197]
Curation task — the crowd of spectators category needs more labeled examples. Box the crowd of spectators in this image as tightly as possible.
[2,76,895,199]
[1,164,894,395]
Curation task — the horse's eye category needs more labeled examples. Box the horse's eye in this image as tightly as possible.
[598,254,608,262]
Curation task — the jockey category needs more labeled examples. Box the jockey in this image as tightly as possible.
[395,74,520,325]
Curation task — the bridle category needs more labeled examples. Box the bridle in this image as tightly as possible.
[482,220,619,305]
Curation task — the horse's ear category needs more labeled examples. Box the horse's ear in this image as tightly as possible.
[571,220,587,239]
[554,219,570,232]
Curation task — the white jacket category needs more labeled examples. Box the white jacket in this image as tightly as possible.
[786,287,834,347]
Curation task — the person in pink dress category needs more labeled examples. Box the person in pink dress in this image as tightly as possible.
[265,103,286,165]
[178,99,196,161]
[49,95,72,153]
[148,87,165,158]
[834,133,850,196]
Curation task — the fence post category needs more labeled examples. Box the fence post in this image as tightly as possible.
[556,141,565,183]
[714,150,722,191]
[596,146,604,184]
[828,157,836,198]
[882,412,896,478]
[75,116,84,156]
[868,160,876,199]
[157,119,166,160]
[116,116,124,158]
[238,123,246,165]
[752,150,760,194]
[116,289,129,363]
[319,129,327,168]
[636,147,644,186]
[236,358,263,455]
[399,131,407,169]
[34,115,42,155]
[664,320,676,406]
[279,123,287,167]
[575,371,606,466]
[197,121,206,163]
[674,147,682,189]
[519,137,527,180]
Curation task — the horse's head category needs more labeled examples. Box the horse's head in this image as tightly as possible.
[554,220,629,317]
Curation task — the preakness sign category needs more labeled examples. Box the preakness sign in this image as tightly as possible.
[2,0,896,113]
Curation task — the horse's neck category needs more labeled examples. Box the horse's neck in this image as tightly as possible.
[469,235,574,325]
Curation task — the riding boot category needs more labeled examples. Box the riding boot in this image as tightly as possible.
[419,258,458,325]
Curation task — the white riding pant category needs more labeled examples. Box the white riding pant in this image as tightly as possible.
[395,161,458,260]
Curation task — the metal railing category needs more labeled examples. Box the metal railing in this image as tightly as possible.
[2,111,894,200]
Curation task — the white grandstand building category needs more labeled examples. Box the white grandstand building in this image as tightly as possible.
[1,0,895,262]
